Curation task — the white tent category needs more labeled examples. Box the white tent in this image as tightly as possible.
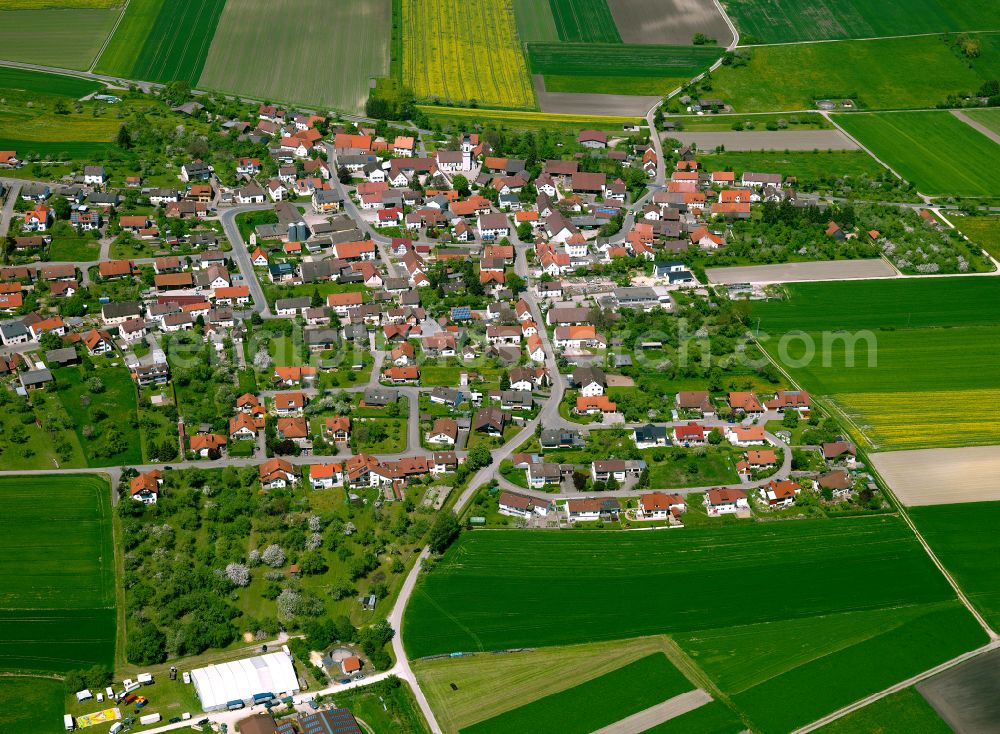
[191,652,299,711]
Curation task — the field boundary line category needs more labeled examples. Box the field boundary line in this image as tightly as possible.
[950,109,1000,147]
[737,29,1000,48]
[90,0,131,73]
[794,639,1000,733]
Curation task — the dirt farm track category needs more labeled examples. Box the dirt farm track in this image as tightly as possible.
[871,445,1000,506]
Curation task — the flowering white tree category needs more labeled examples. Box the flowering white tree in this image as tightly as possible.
[253,346,272,371]
[248,549,261,567]
[307,533,323,551]
[225,563,250,587]
[262,544,285,568]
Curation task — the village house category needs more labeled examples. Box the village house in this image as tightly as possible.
[704,488,749,516]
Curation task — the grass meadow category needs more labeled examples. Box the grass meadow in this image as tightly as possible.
[0,475,116,674]
[910,502,1000,632]
[0,67,102,97]
[725,0,1000,43]
[0,6,120,70]
[954,215,1000,259]
[461,653,693,734]
[711,35,997,112]
[53,365,143,466]
[754,279,1000,450]
[549,0,621,43]
[401,0,535,109]
[199,0,390,114]
[415,637,688,733]
[834,111,1000,196]
[697,150,885,181]
[0,676,66,734]
[815,687,950,733]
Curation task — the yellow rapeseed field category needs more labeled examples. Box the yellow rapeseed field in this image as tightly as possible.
[402,0,536,109]
[834,388,1000,451]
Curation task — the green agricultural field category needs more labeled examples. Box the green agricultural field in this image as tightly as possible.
[415,637,682,733]
[404,518,970,656]
[0,7,121,70]
[404,522,986,733]
[128,0,225,84]
[0,67,102,97]
[549,0,621,43]
[816,686,950,733]
[753,279,1000,449]
[529,42,720,80]
[725,0,1000,44]
[462,653,693,734]
[93,0,165,78]
[401,0,535,109]
[833,111,1000,197]
[641,701,745,734]
[200,0,390,115]
[711,35,996,112]
[0,475,115,674]
[543,73,689,96]
[678,601,981,733]
[0,677,66,734]
[964,108,1000,135]
[512,0,558,42]
[698,150,884,181]
[953,215,1000,259]
[910,502,1000,632]
[418,105,642,132]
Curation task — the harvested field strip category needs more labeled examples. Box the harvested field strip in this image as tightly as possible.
[415,636,681,733]
[461,653,694,734]
[873,447,1000,507]
[94,0,164,77]
[130,0,225,84]
[834,111,1000,197]
[543,74,689,96]
[0,7,121,70]
[641,701,745,734]
[528,42,719,77]
[401,0,535,109]
[549,0,621,43]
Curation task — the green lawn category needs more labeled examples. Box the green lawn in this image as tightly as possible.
[725,0,1000,43]
[910,502,1000,632]
[48,236,101,262]
[0,676,66,734]
[834,111,1000,197]
[711,34,997,112]
[462,653,693,734]
[0,67,103,97]
[0,475,116,675]
[645,446,740,489]
[953,215,1000,259]
[815,686,950,734]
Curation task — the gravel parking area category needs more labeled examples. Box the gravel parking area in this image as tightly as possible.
[871,445,1000,506]
[669,129,859,151]
[706,259,896,284]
